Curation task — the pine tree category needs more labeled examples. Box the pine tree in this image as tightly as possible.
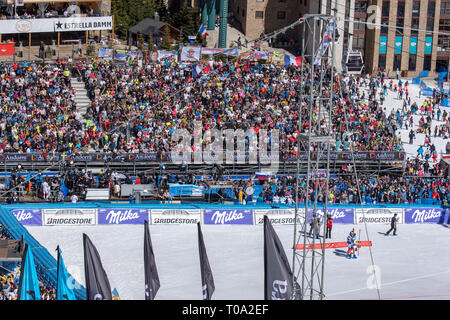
[160,25,172,50]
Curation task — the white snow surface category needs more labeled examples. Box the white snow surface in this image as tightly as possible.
[26,223,450,300]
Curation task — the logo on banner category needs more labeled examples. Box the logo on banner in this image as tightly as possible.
[16,20,32,32]
[12,209,42,225]
[204,209,253,225]
[100,209,147,225]
[407,208,444,223]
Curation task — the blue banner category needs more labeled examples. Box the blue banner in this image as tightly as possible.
[311,208,354,224]
[425,36,433,54]
[405,208,447,223]
[203,209,253,225]
[394,36,403,54]
[379,36,387,54]
[410,36,418,54]
[57,247,77,300]
[12,209,42,226]
[98,209,148,225]
[19,246,41,300]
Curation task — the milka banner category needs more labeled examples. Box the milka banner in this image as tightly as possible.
[203,209,253,225]
[181,46,201,61]
[404,208,447,224]
[98,209,148,225]
[12,209,42,226]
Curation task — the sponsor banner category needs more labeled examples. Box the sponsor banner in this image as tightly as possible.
[98,209,148,225]
[405,208,447,224]
[11,209,42,226]
[0,151,404,163]
[54,17,113,32]
[355,208,404,224]
[254,209,303,225]
[203,209,253,225]
[181,46,201,61]
[0,16,113,34]
[42,209,97,226]
[308,208,354,224]
[150,209,201,225]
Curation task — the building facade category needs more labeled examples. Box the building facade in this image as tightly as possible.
[365,0,441,78]
[228,0,306,46]
[437,0,450,72]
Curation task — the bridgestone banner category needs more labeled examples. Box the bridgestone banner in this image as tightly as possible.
[150,209,201,225]
[43,209,97,226]
[355,208,404,224]
[254,209,302,225]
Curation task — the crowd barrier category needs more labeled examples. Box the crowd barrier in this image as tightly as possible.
[5,205,450,226]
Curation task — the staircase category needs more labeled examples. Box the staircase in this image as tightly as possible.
[71,77,91,123]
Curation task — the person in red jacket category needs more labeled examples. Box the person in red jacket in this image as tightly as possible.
[326,214,333,239]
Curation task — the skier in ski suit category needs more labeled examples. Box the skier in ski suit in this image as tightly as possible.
[347,229,358,259]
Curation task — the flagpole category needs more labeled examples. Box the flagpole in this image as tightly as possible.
[56,245,60,300]
[17,243,29,299]
[263,216,268,300]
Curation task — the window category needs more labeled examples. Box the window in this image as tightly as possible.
[277,11,286,19]
[396,1,405,35]
[428,1,436,18]
[412,1,420,17]
[255,11,263,19]
[423,55,432,71]
[242,9,245,17]
[279,0,287,2]
[411,1,420,35]
[256,0,264,2]
[442,2,450,15]
[379,55,386,70]
[382,1,390,17]
[393,55,402,71]
[427,19,435,32]
[408,55,417,71]
[381,1,390,34]
[237,6,239,14]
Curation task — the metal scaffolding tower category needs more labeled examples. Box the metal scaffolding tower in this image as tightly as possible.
[291,14,337,300]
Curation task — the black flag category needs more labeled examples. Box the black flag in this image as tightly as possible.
[264,215,295,300]
[144,220,160,300]
[83,233,112,300]
[197,222,215,300]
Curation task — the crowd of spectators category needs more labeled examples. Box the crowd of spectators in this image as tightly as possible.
[0,225,56,300]
[0,4,96,20]
[0,55,449,205]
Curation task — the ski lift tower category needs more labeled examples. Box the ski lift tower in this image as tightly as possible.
[291,14,337,300]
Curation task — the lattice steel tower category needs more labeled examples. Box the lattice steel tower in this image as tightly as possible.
[291,14,337,300]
